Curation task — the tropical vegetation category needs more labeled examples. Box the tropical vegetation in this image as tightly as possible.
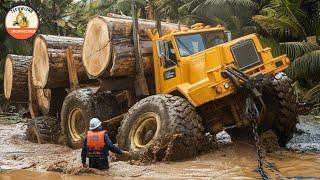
[0,0,320,102]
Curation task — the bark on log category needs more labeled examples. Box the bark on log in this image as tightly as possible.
[82,15,187,78]
[31,34,91,89]
[4,54,32,102]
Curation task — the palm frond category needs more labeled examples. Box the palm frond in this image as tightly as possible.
[286,50,320,80]
[254,0,307,39]
[204,0,257,7]
[252,15,303,38]
[280,42,320,60]
[303,83,320,103]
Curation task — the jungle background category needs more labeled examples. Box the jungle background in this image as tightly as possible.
[0,0,320,106]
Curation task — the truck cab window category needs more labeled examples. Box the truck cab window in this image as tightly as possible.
[157,40,178,68]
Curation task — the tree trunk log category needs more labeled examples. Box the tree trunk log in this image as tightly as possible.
[82,15,187,78]
[32,34,92,89]
[4,55,32,102]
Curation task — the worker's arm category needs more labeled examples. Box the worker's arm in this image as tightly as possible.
[81,137,88,165]
[105,134,123,154]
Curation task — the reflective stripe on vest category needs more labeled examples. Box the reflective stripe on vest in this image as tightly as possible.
[87,130,106,151]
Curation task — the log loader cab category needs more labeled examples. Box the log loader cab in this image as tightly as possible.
[148,23,290,107]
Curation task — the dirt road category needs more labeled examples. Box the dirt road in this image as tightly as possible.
[0,116,320,179]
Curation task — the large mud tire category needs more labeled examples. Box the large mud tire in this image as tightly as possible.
[261,73,298,146]
[27,116,60,144]
[117,94,205,161]
[61,88,121,149]
[61,88,96,149]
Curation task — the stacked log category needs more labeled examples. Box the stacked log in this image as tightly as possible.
[4,54,32,102]
[31,34,92,89]
[82,15,188,78]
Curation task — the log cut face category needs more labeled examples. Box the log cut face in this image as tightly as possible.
[82,17,111,78]
[4,55,32,102]
[82,15,186,79]
[32,34,89,89]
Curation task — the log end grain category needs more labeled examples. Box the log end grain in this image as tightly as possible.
[4,55,13,99]
[82,16,111,78]
[32,35,50,88]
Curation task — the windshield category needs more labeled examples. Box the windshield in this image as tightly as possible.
[176,31,226,57]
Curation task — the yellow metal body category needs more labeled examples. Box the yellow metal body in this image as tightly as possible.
[148,25,290,107]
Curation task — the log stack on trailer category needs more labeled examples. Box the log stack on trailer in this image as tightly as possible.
[60,14,186,148]
[31,35,99,117]
[5,14,185,147]
[31,35,91,89]
[82,14,187,79]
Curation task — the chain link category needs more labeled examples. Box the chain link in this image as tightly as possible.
[246,97,270,180]
[246,96,290,180]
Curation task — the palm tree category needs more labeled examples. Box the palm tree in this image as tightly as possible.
[253,0,320,102]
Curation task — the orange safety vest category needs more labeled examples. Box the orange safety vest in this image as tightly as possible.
[87,130,106,152]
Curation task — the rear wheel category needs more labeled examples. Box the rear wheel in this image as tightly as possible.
[261,73,298,146]
[61,88,96,148]
[117,94,206,161]
[27,116,60,143]
[61,88,121,148]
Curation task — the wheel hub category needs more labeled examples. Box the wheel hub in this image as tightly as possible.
[131,112,160,148]
[68,108,86,141]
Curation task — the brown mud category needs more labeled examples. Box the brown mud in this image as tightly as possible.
[0,116,320,179]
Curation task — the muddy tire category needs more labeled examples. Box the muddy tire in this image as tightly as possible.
[27,116,60,144]
[117,94,205,161]
[61,88,96,149]
[93,91,122,142]
[61,88,121,148]
[261,73,298,146]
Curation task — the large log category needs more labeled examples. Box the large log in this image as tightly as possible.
[4,54,32,102]
[82,15,187,78]
[31,34,91,89]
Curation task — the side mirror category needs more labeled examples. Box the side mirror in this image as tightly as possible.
[224,30,232,42]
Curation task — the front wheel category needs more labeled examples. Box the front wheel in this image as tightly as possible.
[117,94,206,161]
[261,73,298,146]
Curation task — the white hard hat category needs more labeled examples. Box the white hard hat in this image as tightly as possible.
[89,118,102,130]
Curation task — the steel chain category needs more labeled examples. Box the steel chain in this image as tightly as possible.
[246,97,270,180]
[246,97,289,180]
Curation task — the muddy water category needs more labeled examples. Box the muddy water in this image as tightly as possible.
[1,142,319,179]
[0,116,320,179]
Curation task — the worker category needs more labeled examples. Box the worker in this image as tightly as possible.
[81,118,129,170]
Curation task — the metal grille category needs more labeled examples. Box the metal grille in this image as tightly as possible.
[231,40,262,70]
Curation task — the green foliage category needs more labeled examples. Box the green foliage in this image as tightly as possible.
[0,0,319,102]
[303,83,320,104]
[252,0,307,40]
[279,42,319,60]
[286,50,320,80]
